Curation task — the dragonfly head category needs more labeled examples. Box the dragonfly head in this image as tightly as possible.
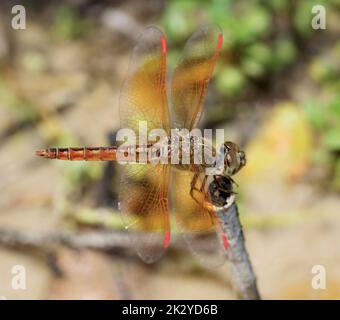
[222,141,246,176]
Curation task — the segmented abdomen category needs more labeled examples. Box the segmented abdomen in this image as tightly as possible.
[41,147,117,161]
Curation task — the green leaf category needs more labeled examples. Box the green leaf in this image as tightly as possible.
[322,128,340,150]
[272,39,297,70]
[329,96,340,119]
[242,43,273,77]
[216,67,247,97]
[303,100,327,130]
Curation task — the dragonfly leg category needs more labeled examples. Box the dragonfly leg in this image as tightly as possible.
[190,173,208,204]
[227,176,239,188]
[189,173,199,203]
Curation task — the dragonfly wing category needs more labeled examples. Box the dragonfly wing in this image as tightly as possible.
[171,24,223,130]
[118,27,171,263]
[119,26,169,136]
[170,165,228,267]
[119,164,170,263]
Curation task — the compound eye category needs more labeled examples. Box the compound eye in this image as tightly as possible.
[238,150,246,166]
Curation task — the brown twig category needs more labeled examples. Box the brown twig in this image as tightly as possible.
[0,228,216,252]
[0,228,140,251]
[216,200,261,300]
[208,175,260,299]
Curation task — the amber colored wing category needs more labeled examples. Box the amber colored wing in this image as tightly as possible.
[119,26,169,136]
[119,163,170,263]
[118,27,171,262]
[170,165,228,267]
[171,24,223,130]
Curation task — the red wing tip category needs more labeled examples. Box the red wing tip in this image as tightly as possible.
[163,231,171,248]
[217,34,223,49]
[160,36,167,54]
[35,149,48,158]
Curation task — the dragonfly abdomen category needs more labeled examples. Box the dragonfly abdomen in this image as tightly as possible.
[36,147,117,161]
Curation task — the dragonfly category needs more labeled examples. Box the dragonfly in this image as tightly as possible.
[36,25,246,265]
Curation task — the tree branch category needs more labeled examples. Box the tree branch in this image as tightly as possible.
[208,175,260,299]
[0,229,132,251]
[0,228,217,252]
[216,198,261,300]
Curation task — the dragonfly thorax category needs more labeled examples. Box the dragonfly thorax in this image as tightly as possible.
[163,134,246,176]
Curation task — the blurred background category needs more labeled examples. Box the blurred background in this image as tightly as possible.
[0,0,340,299]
